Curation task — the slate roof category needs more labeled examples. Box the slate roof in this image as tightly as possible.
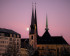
[0,28,20,35]
[37,30,68,45]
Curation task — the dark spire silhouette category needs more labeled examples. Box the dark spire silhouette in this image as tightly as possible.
[35,3,38,35]
[29,3,35,34]
[31,4,35,26]
[42,14,51,38]
[45,14,48,30]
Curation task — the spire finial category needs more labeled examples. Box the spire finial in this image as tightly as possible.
[32,2,34,9]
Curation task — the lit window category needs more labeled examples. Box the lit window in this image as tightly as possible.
[10,34,12,37]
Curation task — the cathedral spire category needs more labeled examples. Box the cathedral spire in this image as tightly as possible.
[35,3,38,35]
[31,3,35,26]
[45,14,48,30]
[29,3,35,34]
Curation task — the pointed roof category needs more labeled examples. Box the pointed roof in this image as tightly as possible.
[45,14,48,30]
[29,4,35,34]
[42,15,51,38]
[35,3,38,35]
[35,3,37,24]
[31,4,35,26]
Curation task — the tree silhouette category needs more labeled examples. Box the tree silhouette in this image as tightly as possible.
[23,39,39,56]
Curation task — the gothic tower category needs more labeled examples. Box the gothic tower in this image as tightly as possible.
[29,4,38,49]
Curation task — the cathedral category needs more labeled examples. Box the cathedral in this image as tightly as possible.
[29,5,70,56]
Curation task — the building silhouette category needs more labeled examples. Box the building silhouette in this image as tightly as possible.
[29,5,70,56]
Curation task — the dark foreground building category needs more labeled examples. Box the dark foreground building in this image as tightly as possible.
[29,5,70,56]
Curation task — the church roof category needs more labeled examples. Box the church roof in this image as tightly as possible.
[37,30,68,45]
[42,30,51,38]
[51,36,68,44]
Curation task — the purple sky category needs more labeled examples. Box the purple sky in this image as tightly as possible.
[0,0,70,44]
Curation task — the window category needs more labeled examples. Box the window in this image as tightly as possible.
[10,38,12,41]
[0,33,1,36]
[32,44,33,47]
[46,46,48,49]
[37,47,40,50]
[42,47,44,50]
[17,46,19,49]
[12,34,14,37]
[9,42,12,44]
[17,35,19,38]
[0,33,4,36]
[3,41,4,43]
[17,42,19,45]
[31,36,33,39]
[14,34,16,37]
[5,33,10,37]
[17,39,19,41]
[10,34,12,37]
[5,38,8,40]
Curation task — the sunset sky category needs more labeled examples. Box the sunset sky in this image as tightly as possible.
[0,0,70,44]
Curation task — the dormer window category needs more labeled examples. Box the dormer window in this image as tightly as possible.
[17,35,19,38]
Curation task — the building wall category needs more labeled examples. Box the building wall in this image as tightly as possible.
[0,33,21,56]
[37,44,70,56]
[29,34,37,49]
[20,48,29,56]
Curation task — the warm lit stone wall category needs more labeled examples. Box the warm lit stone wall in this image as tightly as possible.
[37,44,70,56]
[29,34,37,49]
[20,48,29,56]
